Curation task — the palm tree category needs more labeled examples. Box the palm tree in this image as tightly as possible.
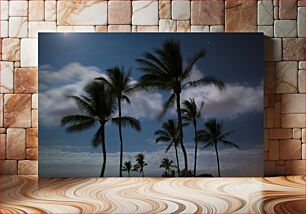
[122,161,133,177]
[197,119,239,177]
[181,99,204,176]
[133,153,147,177]
[95,66,139,177]
[61,81,117,177]
[136,39,224,172]
[155,119,181,176]
[160,158,176,176]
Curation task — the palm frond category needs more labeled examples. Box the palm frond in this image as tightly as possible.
[182,51,205,79]
[188,76,225,90]
[61,115,96,126]
[221,140,240,149]
[158,92,175,120]
[91,126,103,148]
[64,119,96,133]
[112,116,141,131]
[68,96,96,117]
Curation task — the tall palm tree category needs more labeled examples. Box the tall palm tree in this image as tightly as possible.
[61,81,117,177]
[160,158,176,176]
[197,119,239,177]
[122,161,133,177]
[136,39,224,172]
[155,119,181,176]
[181,99,204,176]
[133,153,147,177]
[96,66,139,177]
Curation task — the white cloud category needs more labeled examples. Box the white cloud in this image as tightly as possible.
[181,82,263,119]
[39,144,263,177]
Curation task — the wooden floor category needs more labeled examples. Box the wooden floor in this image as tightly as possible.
[0,176,305,214]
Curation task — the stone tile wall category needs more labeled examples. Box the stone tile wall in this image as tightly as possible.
[0,0,305,176]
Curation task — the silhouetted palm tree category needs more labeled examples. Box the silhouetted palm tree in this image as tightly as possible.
[198,119,239,177]
[96,66,140,177]
[61,81,117,177]
[136,39,224,172]
[155,119,181,176]
[122,161,133,177]
[160,158,176,176]
[181,98,204,176]
[133,153,147,177]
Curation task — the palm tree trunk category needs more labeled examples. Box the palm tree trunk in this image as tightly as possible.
[100,124,106,177]
[176,92,188,172]
[128,171,130,177]
[142,169,144,177]
[174,145,180,176]
[118,98,123,177]
[193,120,198,177]
[214,142,221,177]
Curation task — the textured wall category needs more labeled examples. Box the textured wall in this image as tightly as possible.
[0,0,305,176]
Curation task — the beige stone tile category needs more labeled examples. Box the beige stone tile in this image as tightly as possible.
[258,0,273,25]
[264,160,276,176]
[303,129,306,143]
[26,128,38,148]
[299,61,306,70]
[57,26,95,32]
[210,25,224,32]
[269,128,292,139]
[274,6,279,20]
[273,100,282,128]
[2,38,20,61]
[279,0,297,19]
[0,61,14,93]
[274,20,297,37]
[191,25,209,32]
[269,140,279,160]
[283,38,305,61]
[276,61,298,93]
[159,19,176,32]
[264,62,275,93]
[282,114,305,128]
[297,7,305,37]
[258,26,273,37]
[136,26,158,32]
[225,0,256,32]
[293,128,302,139]
[298,70,305,93]
[26,148,38,160]
[0,128,6,134]
[275,164,285,175]
[108,1,131,24]
[32,110,38,128]
[264,38,281,62]
[32,94,38,109]
[57,1,107,25]
[132,1,158,25]
[0,94,3,127]
[0,134,5,159]
[177,21,190,32]
[298,0,305,6]
[192,0,224,25]
[0,21,8,37]
[29,21,57,38]
[9,17,28,38]
[21,39,38,67]
[282,94,305,113]
[264,129,268,151]
[266,108,274,128]
[29,1,44,21]
[172,1,190,20]
[108,25,131,32]
[285,160,305,175]
[0,160,17,175]
[302,144,306,159]
[95,26,108,32]
[4,94,31,128]
[14,68,38,94]
[0,1,9,21]
[18,160,38,175]
[159,1,171,19]
[6,128,25,159]
[9,1,28,17]
[280,139,302,160]
[45,0,57,21]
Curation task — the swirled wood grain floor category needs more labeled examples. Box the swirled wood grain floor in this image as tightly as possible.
[0,176,305,214]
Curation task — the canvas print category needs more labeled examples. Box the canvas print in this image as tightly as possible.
[39,33,263,177]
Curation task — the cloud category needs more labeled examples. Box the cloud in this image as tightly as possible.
[39,63,163,126]
[39,144,263,177]
[181,82,263,119]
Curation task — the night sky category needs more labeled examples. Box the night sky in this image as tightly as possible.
[39,33,264,177]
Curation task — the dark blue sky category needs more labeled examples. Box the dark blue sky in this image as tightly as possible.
[38,33,264,177]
